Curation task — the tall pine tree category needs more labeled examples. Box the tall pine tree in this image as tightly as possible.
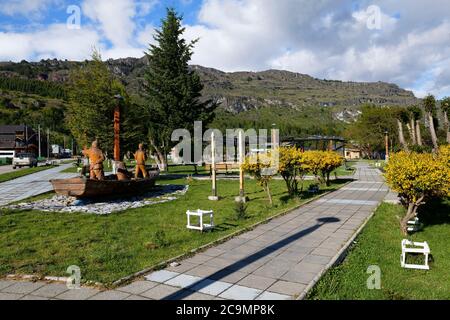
[144,8,216,170]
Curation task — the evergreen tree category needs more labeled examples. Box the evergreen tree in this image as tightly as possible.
[143,8,216,170]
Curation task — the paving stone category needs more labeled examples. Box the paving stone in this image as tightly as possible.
[267,281,305,296]
[141,284,181,300]
[0,292,23,300]
[209,269,248,284]
[181,292,216,300]
[31,283,69,298]
[190,279,233,296]
[237,275,277,291]
[183,254,213,265]
[2,281,46,294]
[302,254,331,265]
[56,288,100,300]
[165,274,202,289]
[145,270,180,283]
[219,285,263,300]
[281,270,317,284]
[253,264,290,279]
[0,280,16,290]
[124,295,151,300]
[117,281,158,295]
[166,262,197,273]
[89,290,130,300]
[311,247,338,257]
[20,295,50,300]
[256,291,292,300]
[204,257,233,268]
[186,265,221,278]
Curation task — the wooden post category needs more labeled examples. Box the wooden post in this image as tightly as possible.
[209,131,219,200]
[239,130,244,197]
[385,131,389,162]
[114,103,120,161]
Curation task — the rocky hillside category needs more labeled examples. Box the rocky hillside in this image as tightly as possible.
[0,57,419,117]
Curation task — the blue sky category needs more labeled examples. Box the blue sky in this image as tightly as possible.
[0,0,449,98]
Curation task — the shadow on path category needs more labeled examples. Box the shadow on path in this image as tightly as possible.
[163,216,340,300]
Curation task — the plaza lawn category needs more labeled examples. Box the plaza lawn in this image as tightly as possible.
[0,165,57,183]
[307,199,450,300]
[0,177,348,286]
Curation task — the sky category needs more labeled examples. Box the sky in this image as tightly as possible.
[0,0,449,98]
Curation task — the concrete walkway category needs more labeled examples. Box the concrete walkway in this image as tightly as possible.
[0,162,388,300]
[0,163,76,206]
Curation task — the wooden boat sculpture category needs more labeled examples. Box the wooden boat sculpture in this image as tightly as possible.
[51,170,159,199]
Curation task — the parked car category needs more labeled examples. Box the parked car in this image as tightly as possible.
[12,153,38,169]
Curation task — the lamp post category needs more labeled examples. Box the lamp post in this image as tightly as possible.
[385,130,389,162]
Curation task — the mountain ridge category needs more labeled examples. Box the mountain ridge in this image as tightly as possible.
[0,56,420,116]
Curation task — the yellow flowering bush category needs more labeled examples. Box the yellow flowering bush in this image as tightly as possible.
[278,146,307,196]
[384,151,450,235]
[242,152,277,205]
[302,151,343,186]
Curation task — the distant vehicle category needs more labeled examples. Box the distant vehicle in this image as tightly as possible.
[12,153,38,169]
[52,144,62,157]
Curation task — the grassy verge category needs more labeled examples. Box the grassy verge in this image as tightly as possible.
[307,199,450,300]
[0,177,348,285]
[0,166,57,183]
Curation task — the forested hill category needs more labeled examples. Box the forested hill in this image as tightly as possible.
[0,57,419,114]
[0,57,420,138]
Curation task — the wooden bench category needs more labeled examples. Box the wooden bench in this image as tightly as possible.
[204,162,240,175]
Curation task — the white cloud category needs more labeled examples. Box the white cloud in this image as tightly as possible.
[1,0,449,97]
[0,0,62,18]
[82,0,137,47]
[0,24,100,61]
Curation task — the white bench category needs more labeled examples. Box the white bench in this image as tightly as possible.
[401,239,430,270]
[186,209,214,232]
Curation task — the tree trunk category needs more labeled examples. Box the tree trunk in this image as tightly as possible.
[416,120,423,146]
[428,113,439,152]
[149,137,167,171]
[400,196,424,236]
[397,119,408,151]
[407,120,416,145]
[444,111,450,144]
[264,183,273,206]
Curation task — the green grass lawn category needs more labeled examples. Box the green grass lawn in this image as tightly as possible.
[0,177,348,286]
[0,165,57,183]
[307,199,450,300]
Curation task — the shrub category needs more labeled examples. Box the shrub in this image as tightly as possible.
[384,151,450,235]
[278,146,307,196]
[234,201,248,220]
[153,230,170,248]
[242,152,277,205]
[303,151,343,186]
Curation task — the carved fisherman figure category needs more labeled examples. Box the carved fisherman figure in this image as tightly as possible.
[82,140,105,180]
[134,143,148,179]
